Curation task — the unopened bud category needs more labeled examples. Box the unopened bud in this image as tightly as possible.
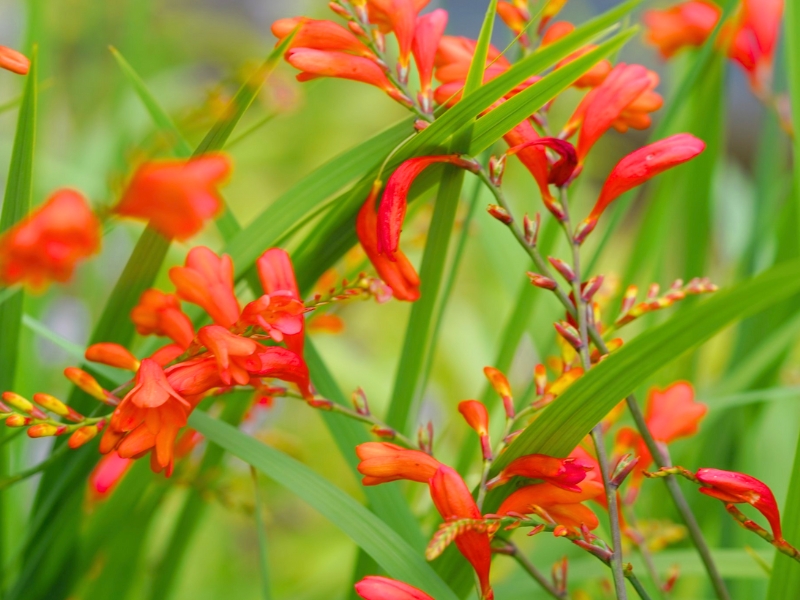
[489,155,506,186]
[621,285,638,315]
[69,425,99,449]
[552,556,568,595]
[534,364,547,395]
[553,525,569,537]
[417,421,434,455]
[611,453,639,487]
[663,565,679,593]
[28,424,64,438]
[554,321,583,350]
[548,257,575,282]
[527,524,546,537]
[2,392,47,419]
[85,343,140,371]
[371,425,396,439]
[483,367,514,419]
[64,368,110,402]
[527,272,557,290]
[352,387,369,416]
[487,204,513,225]
[347,21,367,37]
[307,398,334,410]
[373,30,386,52]
[413,118,430,131]
[647,283,660,300]
[580,276,604,302]
[329,2,350,18]
[5,414,31,427]
[33,393,84,422]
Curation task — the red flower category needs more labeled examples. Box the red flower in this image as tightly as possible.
[540,0,568,33]
[458,400,492,460]
[197,325,260,386]
[696,468,783,540]
[89,452,133,501]
[367,0,429,78]
[433,36,510,106]
[131,289,196,349]
[487,454,593,492]
[496,478,604,532]
[377,155,476,260]
[497,2,529,42]
[272,17,376,58]
[506,136,578,188]
[163,357,224,397]
[412,9,448,112]
[644,1,721,59]
[238,346,313,399]
[725,0,783,94]
[645,381,707,443]
[113,154,231,241]
[0,45,29,75]
[239,294,305,342]
[575,134,705,242]
[541,21,612,88]
[430,466,494,599]
[0,189,101,288]
[356,442,440,485]
[355,576,433,600]
[503,122,556,212]
[357,181,421,302]
[256,248,305,355]
[170,246,240,328]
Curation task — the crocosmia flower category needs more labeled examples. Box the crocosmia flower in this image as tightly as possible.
[355,576,434,600]
[197,325,261,386]
[113,154,231,241]
[541,21,612,89]
[272,17,376,58]
[367,0,429,80]
[169,246,240,328]
[0,189,101,288]
[89,451,133,501]
[496,478,604,532]
[725,0,783,94]
[356,442,440,484]
[256,248,305,355]
[644,1,721,58]
[412,9,448,112]
[488,454,593,492]
[0,45,30,75]
[131,289,196,349]
[458,400,491,460]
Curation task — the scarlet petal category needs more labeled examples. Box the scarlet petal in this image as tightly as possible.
[89,452,133,500]
[257,248,305,355]
[645,381,707,443]
[272,17,375,58]
[643,1,721,59]
[412,9,448,95]
[286,48,394,93]
[355,576,434,600]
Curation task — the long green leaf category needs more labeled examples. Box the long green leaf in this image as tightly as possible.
[188,411,460,600]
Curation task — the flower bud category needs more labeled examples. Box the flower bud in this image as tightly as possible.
[554,321,583,350]
[371,425,396,439]
[534,364,547,395]
[458,400,492,460]
[647,283,660,300]
[28,424,64,438]
[348,21,367,37]
[527,272,557,290]
[620,285,638,315]
[5,414,31,427]
[352,387,370,416]
[329,2,350,18]
[64,367,110,403]
[489,155,506,186]
[307,398,334,410]
[523,212,541,246]
[611,453,639,487]
[581,276,604,302]
[33,393,84,422]
[2,392,47,419]
[548,257,576,282]
[417,421,434,455]
[414,118,430,131]
[484,366,514,419]
[487,204,513,225]
[69,425,100,449]
[85,343,140,371]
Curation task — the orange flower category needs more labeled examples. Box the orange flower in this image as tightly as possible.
[197,325,260,386]
[100,359,195,476]
[355,576,433,600]
[239,294,305,342]
[503,122,556,213]
[170,246,240,328]
[89,452,133,501]
[356,182,421,302]
[541,21,612,88]
[497,2,529,42]
[429,466,494,599]
[487,454,593,492]
[458,400,491,460]
[131,289,196,349]
[0,189,101,288]
[272,17,375,58]
[496,478,604,532]
[0,45,30,75]
[235,346,313,399]
[433,36,511,106]
[725,0,783,94]
[644,1,721,59]
[356,442,440,485]
[85,343,141,371]
[257,248,305,355]
[113,154,231,241]
[366,0,429,78]
[412,9,448,112]
[540,0,568,33]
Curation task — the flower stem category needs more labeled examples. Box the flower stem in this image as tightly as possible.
[501,541,567,600]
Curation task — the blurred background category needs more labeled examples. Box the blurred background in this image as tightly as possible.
[0,1,794,599]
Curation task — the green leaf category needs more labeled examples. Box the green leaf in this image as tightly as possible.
[188,411,460,600]
[463,0,498,96]
[251,467,273,600]
[492,257,800,474]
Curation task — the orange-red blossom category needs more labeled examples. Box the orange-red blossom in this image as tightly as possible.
[644,1,721,59]
[0,45,30,75]
[355,576,433,600]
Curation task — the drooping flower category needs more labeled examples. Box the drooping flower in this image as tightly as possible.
[506,136,579,188]
[541,21,612,88]
[575,134,705,242]
[272,17,376,58]
[256,248,305,355]
[725,0,783,94]
[458,400,491,460]
[113,154,231,241]
[356,182,421,302]
[366,0,429,79]
[377,155,477,260]
[696,468,783,540]
[131,289,196,349]
[0,45,30,75]
[239,294,305,341]
[643,1,721,58]
[356,442,440,485]
[430,466,494,599]
[503,121,556,213]
[89,452,133,501]
[496,478,604,532]
[355,576,433,600]
[236,346,313,399]
[412,9,448,112]
[197,325,260,386]
[487,454,593,492]
[0,189,101,288]
[170,246,240,328]
[483,366,516,419]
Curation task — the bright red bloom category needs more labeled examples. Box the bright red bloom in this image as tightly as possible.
[541,21,612,88]
[113,154,231,241]
[0,45,29,75]
[170,246,240,328]
[357,183,421,302]
[644,1,721,59]
[496,478,604,531]
[726,0,783,94]
[506,136,578,188]
[355,576,433,600]
[0,189,101,288]
[503,122,555,210]
[85,343,140,371]
[197,325,260,386]
[696,468,783,540]
[131,289,196,349]
[566,64,663,162]
[458,400,491,460]
[377,155,476,260]
[256,248,305,355]
[89,452,133,501]
[272,17,375,58]
[488,454,593,492]
[430,466,494,599]
[356,442,440,485]
[412,9,448,112]
[576,134,705,241]
[100,359,194,476]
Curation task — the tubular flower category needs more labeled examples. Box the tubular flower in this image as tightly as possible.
[506,136,578,188]
[643,1,721,59]
[85,343,140,371]
[541,21,612,88]
[237,346,313,399]
[366,0,429,78]
[355,576,433,600]
[498,2,530,42]
[575,134,705,242]
[483,366,515,419]
[100,359,194,476]
[503,122,557,214]
[357,182,421,302]
[239,294,305,342]
[272,17,375,58]
[0,45,30,75]
[0,189,101,289]
[412,9,448,112]
[726,0,783,94]
[170,246,240,328]
[696,468,783,540]
[356,442,440,485]
[89,452,133,501]
[377,155,477,260]
[256,248,305,355]
[197,325,260,386]
[430,466,494,599]
[566,64,663,162]
[540,0,568,33]
[113,154,231,241]
[487,454,593,492]
[286,48,409,104]
[131,289,196,349]
[433,36,511,106]
[458,400,491,460]
[496,478,605,532]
